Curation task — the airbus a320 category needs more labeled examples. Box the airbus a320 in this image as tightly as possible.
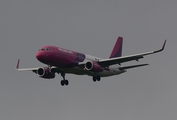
[16,37,166,86]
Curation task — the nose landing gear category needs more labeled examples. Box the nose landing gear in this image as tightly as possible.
[60,72,69,86]
[61,80,69,86]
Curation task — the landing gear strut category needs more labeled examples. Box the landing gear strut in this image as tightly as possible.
[60,72,69,86]
[93,76,101,82]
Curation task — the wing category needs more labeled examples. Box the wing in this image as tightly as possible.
[98,40,166,67]
[16,59,60,73]
[16,59,39,73]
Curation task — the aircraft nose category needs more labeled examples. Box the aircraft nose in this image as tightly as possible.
[36,52,44,61]
[36,51,50,64]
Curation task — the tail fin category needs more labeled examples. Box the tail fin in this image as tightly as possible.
[109,37,123,58]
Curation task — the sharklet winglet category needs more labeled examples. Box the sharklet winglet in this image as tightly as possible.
[16,59,20,69]
[154,40,167,53]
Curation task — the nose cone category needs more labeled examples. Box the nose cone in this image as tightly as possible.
[36,52,44,62]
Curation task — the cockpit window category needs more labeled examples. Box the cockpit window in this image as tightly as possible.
[38,48,52,51]
[46,48,51,51]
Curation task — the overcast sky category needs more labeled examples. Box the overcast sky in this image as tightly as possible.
[0,0,177,120]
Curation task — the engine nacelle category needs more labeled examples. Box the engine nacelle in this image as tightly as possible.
[37,67,55,79]
[85,61,103,72]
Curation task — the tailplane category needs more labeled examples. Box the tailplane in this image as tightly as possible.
[109,37,123,58]
[119,64,149,70]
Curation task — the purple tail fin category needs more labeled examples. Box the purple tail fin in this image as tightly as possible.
[109,37,123,58]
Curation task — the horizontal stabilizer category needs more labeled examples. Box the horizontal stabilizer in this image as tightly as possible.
[119,64,149,70]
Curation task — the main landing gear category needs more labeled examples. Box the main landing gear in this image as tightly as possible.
[59,73,101,86]
[60,72,69,86]
[93,76,101,82]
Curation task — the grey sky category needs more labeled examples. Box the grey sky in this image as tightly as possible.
[0,0,177,120]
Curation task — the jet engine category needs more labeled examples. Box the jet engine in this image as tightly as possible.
[37,67,55,79]
[85,61,103,72]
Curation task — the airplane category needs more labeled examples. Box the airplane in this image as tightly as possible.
[16,37,166,86]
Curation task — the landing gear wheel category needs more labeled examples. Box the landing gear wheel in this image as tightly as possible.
[97,76,101,81]
[60,80,69,86]
[93,76,97,82]
[93,76,101,82]
[65,80,69,85]
[61,80,65,86]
